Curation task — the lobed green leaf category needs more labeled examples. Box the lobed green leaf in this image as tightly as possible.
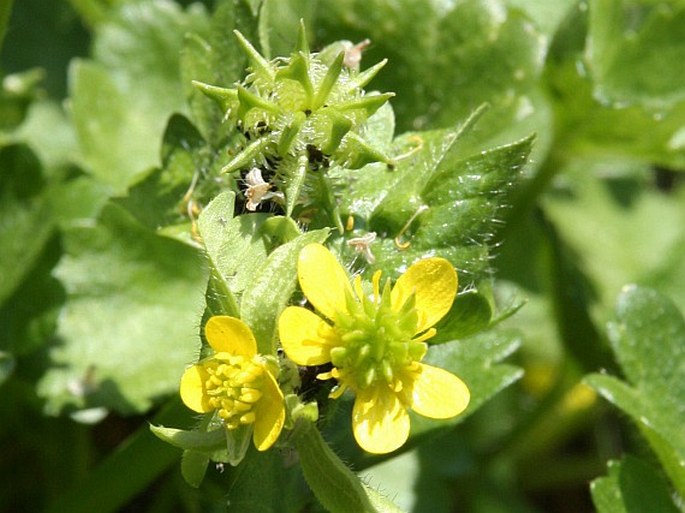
[38,203,208,415]
[585,286,685,498]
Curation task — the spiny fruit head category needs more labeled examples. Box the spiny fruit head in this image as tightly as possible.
[193,23,395,216]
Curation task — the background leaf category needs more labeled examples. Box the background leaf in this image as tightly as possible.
[315,0,546,146]
[69,0,210,192]
[591,455,681,513]
[588,0,685,110]
[585,286,685,498]
[0,144,54,306]
[38,203,208,415]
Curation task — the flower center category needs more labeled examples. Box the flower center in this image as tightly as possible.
[202,354,266,430]
[328,276,427,392]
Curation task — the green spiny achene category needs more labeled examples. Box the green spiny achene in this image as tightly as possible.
[193,22,394,219]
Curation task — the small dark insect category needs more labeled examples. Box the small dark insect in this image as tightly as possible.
[298,362,335,403]
[306,144,330,170]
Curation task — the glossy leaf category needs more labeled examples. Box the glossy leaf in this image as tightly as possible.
[544,161,685,312]
[411,330,523,438]
[315,0,546,142]
[362,129,532,286]
[431,290,493,344]
[70,0,209,192]
[197,191,269,301]
[545,3,685,169]
[240,228,329,354]
[591,455,681,513]
[0,0,12,54]
[585,286,685,498]
[116,114,211,231]
[0,144,53,306]
[37,203,208,414]
[180,0,257,145]
[588,1,685,110]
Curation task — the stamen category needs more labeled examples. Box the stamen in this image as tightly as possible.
[240,412,256,425]
[240,388,263,403]
[353,275,365,302]
[356,344,371,364]
[329,382,348,399]
[412,328,436,343]
[371,271,382,303]
[233,400,251,412]
[363,367,376,387]
[330,346,347,366]
[381,359,394,383]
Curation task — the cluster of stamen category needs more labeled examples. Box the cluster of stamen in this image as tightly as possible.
[322,274,429,395]
[202,354,265,430]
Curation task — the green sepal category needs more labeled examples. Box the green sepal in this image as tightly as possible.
[191,80,238,113]
[233,29,274,81]
[149,424,227,452]
[284,393,319,430]
[313,51,345,110]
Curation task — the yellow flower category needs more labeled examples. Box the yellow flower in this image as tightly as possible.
[180,316,285,451]
[278,243,470,454]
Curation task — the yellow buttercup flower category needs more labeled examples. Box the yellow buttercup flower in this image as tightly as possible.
[278,243,470,454]
[180,316,285,451]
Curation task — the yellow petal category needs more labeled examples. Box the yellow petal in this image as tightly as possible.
[205,316,257,357]
[180,364,213,413]
[278,306,335,365]
[253,368,285,451]
[408,363,469,419]
[390,257,457,333]
[352,387,410,454]
[298,243,353,321]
